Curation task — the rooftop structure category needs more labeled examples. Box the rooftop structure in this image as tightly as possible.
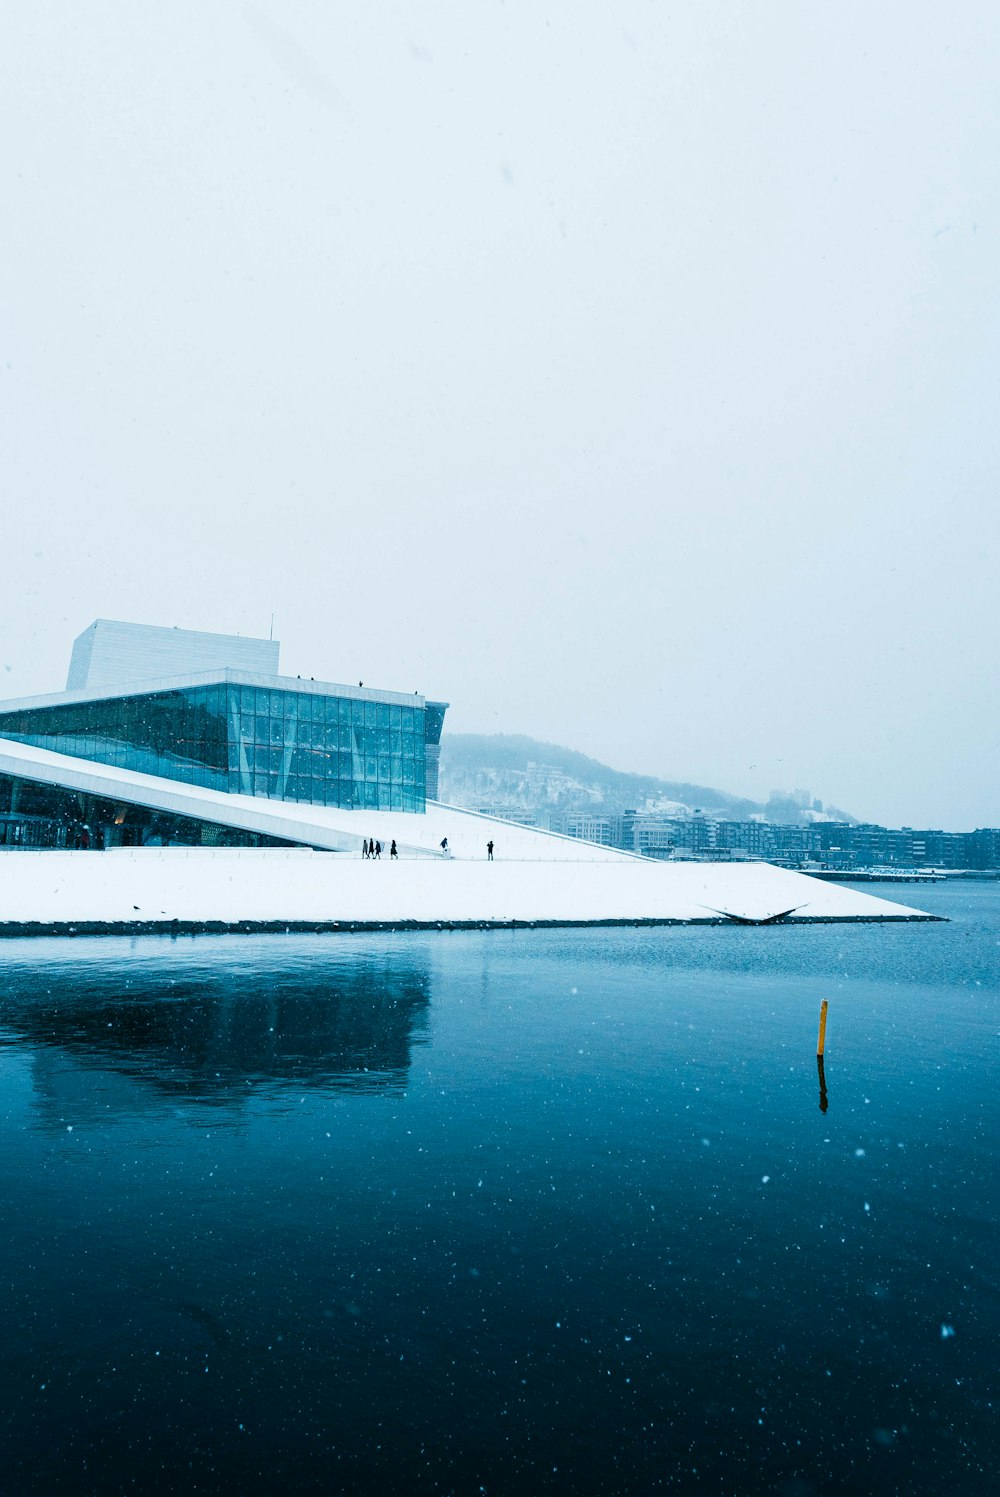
[66,619,280,693]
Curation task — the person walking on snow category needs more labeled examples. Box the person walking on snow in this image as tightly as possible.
[487,840,494,861]
[390,840,398,859]
[374,840,382,859]
[440,837,449,854]
[362,838,369,859]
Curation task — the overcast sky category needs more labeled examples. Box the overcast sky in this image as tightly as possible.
[3,1,998,829]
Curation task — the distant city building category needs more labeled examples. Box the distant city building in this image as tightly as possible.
[557,813,613,846]
[472,806,539,828]
[715,820,778,860]
[969,827,1000,868]
[554,806,1000,871]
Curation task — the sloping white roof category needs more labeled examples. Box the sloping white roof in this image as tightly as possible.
[0,736,634,861]
[0,668,428,714]
[0,738,936,923]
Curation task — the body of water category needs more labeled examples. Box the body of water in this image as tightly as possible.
[0,881,996,1494]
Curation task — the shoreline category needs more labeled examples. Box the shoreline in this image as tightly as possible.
[0,912,945,939]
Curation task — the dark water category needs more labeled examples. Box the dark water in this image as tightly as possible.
[0,881,996,1495]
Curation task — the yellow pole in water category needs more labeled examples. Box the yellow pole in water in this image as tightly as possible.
[817,999,829,1058]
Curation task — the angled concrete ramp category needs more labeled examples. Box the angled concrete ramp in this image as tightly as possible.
[0,738,938,931]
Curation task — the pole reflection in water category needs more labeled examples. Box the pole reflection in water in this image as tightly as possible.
[817,1054,829,1113]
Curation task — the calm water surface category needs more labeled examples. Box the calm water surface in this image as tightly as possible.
[0,881,997,1494]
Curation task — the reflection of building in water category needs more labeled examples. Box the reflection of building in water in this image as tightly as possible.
[6,956,431,1126]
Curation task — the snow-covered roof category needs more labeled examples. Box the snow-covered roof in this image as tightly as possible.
[0,669,441,715]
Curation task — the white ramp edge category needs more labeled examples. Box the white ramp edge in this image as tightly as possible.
[0,737,634,862]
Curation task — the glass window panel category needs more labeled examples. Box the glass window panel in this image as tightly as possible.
[0,674,380,801]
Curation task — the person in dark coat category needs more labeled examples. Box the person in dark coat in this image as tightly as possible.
[390,840,398,859]
[362,838,369,859]
[440,837,448,854]
[374,839,382,859]
[487,840,494,861]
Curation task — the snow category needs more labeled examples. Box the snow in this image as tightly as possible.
[0,735,939,928]
[0,847,935,930]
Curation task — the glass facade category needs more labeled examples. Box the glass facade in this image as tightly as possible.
[0,682,429,813]
[0,774,297,850]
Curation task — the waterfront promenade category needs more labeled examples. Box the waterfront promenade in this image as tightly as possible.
[0,847,935,935]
